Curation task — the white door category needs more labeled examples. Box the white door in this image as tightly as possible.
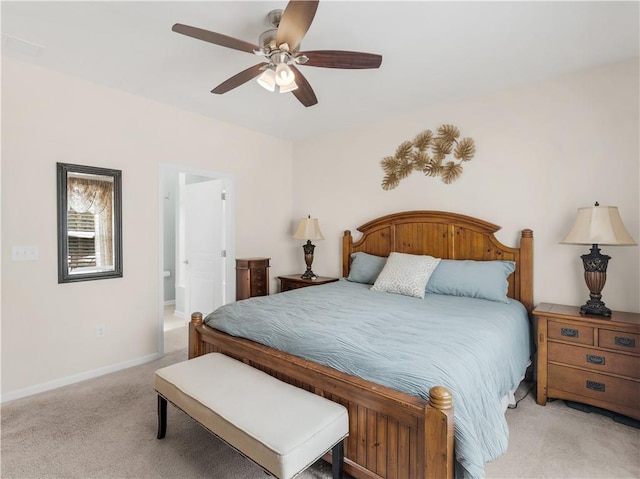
[181,176,226,316]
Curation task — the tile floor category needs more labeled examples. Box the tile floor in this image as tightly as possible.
[163,304,188,353]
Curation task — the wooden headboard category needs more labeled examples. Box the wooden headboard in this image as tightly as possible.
[342,210,534,312]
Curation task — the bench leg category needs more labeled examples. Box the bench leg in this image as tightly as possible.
[157,395,167,439]
[332,440,344,479]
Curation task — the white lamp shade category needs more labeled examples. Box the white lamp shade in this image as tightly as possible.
[257,69,276,92]
[293,217,324,241]
[279,80,298,93]
[275,63,295,86]
[560,205,637,246]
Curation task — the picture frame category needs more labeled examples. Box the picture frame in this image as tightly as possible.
[56,162,123,283]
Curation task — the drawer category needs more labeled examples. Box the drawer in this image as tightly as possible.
[250,281,267,296]
[599,329,640,355]
[247,259,270,269]
[283,281,307,291]
[548,342,640,379]
[548,364,640,410]
[548,321,594,346]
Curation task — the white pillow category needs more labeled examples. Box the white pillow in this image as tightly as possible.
[370,252,441,298]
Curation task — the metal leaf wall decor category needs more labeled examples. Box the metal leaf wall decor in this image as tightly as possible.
[381,125,476,190]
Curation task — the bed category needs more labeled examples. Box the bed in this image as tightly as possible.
[188,210,534,479]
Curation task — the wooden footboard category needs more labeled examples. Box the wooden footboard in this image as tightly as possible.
[189,313,454,479]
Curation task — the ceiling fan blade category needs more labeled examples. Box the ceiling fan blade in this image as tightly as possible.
[290,65,318,107]
[301,50,382,69]
[276,0,319,52]
[211,63,266,94]
[172,23,259,54]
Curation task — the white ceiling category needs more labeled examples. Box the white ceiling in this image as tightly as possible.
[2,1,638,141]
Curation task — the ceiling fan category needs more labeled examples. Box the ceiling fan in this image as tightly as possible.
[172,0,382,107]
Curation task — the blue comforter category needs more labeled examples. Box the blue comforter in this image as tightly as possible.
[204,279,531,478]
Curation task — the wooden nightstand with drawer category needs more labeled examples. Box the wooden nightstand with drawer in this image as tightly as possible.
[534,303,640,420]
[278,275,339,292]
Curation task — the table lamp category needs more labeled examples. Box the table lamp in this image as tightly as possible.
[293,215,324,279]
[560,202,637,316]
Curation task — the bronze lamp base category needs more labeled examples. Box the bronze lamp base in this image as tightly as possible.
[579,244,611,317]
[300,240,317,280]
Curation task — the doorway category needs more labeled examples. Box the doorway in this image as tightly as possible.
[158,164,235,355]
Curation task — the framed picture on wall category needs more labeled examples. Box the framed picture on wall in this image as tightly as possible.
[56,162,123,283]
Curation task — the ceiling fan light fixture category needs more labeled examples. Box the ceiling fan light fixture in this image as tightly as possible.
[172,2,382,108]
[257,68,276,92]
[275,62,295,86]
[279,80,298,93]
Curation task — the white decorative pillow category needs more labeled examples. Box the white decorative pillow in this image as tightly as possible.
[371,252,441,299]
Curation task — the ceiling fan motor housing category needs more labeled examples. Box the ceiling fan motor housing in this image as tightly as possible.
[267,9,282,28]
[258,9,285,53]
[258,28,278,53]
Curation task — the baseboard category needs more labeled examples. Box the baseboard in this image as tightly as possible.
[173,309,187,320]
[1,352,162,404]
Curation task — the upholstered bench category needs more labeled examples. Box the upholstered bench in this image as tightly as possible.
[154,353,349,479]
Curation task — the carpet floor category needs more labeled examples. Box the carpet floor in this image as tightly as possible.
[1,349,638,478]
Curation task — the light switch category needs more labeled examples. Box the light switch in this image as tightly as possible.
[12,245,39,261]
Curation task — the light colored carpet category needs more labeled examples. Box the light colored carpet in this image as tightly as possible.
[1,349,638,479]
[485,385,639,478]
[1,349,333,479]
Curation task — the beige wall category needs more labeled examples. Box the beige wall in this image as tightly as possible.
[2,55,639,401]
[292,58,640,313]
[1,57,295,398]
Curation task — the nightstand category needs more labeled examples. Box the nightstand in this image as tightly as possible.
[236,258,270,300]
[534,302,640,420]
[278,275,339,292]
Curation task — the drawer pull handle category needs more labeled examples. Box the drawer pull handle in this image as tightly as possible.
[614,336,636,348]
[586,381,605,392]
[561,328,579,338]
[586,354,605,365]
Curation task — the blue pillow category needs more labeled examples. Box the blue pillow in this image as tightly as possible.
[346,252,387,284]
[425,259,516,303]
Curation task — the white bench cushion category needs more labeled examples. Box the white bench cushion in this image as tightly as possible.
[154,353,348,479]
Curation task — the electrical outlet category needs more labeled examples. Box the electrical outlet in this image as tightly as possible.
[96,324,106,339]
